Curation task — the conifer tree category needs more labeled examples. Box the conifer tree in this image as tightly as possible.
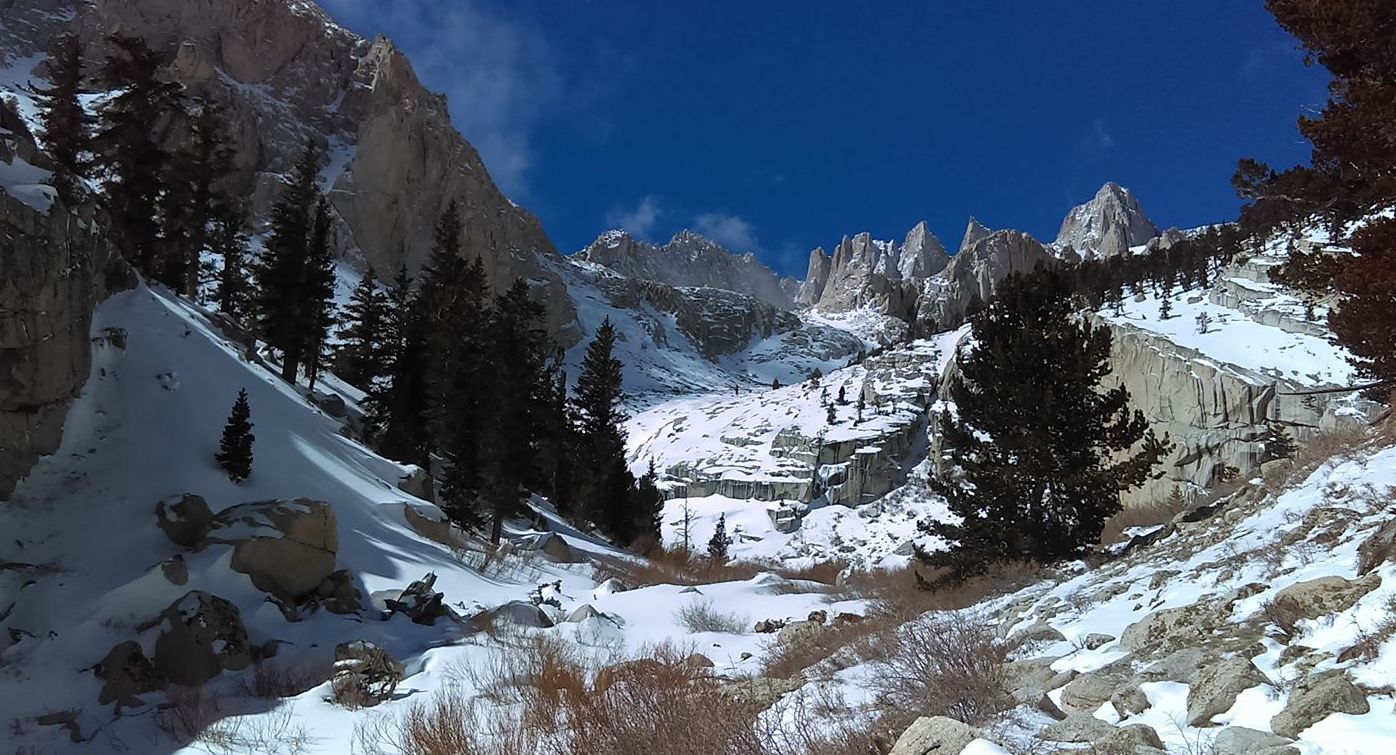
[477,280,554,544]
[253,140,321,382]
[215,389,255,482]
[855,392,865,424]
[301,198,338,391]
[539,355,576,515]
[631,460,664,545]
[337,268,391,389]
[160,100,236,297]
[94,34,183,274]
[836,385,846,405]
[922,267,1169,579]
[30,32,92,204]
[211,203,252,321]
[570,317,636,539]
[707,514,731,564]
[367,269,434,469]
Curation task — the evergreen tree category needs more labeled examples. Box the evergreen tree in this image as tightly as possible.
[30,32,92,204]
[855,392,865,423]
[836,385,846,405]
[539,354,576,515]
[301,198,338,391]
[160,100,236,296]
[1159,291,1173,320]
[477,280,554,544]
[570,317,635,539]
[215,389,255,482]
[922,267,1169,579]
[94,34,183,275]
[707,514,731,564]
[368,294,433,469]
[631,460,664,545]
[253,140,322,382]
[336,268,392,390]
[211,202,252,321]
[1262,422,1298,462]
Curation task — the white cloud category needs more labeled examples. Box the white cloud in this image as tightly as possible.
[694,212,760,252]
[1092,119,1115,151]
[318,0,559,198]
[606,195,663,239]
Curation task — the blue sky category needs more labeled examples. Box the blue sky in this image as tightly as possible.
[319,1,1327,277]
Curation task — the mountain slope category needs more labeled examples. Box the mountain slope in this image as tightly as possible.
[577,229,798,309]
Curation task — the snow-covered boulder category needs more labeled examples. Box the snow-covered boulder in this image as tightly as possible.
[201,498,339,602]
[154,493,213,547]
[1270,671,1370,738]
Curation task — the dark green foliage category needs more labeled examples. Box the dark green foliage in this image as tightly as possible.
[632,460,664,544]
[367,280,433,470]
[1262,422,1298,463]
[336,268,392,390]
[215,389,255,482]
[252,141,332,383]
[707,514,731,564]
[570,318,639,541]
[30,32,92,204]
[922,266,1170,579]
[94,34,184,275]
[159,99,237,297]
[211,202,252,322]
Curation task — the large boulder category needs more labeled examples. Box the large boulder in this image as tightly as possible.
[1270,671,1369,738]
[1041,713,1114,743]
[888,716,979,755]
[152,591,252,687]
[1357,517,1396,575]
[202,498,338,602]
[1060,669,1128,714]
[1213,726,1297,755]
[466,600,554,631]
[523,532,581,564]
[1270,574,1380,621]
[96,640,164,708]
[1187,658,1270,726]
[154,494,213,547]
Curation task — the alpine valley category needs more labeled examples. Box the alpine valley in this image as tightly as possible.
[2,2,1395,754]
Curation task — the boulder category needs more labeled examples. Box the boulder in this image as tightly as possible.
[1187,658,1269,726]
[1121,599,1233,653]
[1270,574,1380,621]
[383,572,449,625]
[468,600,554,631]
[1003,657,1074,693]
[1098,723,1167,751]
[753,618,786,634]
[1060,670,1127,714]
[312,390,347,418]
[1270,671,1369,738]
[776,620,825,648]
[593,578,628,596]
[1041,713,1115,743]
[523,532,580,564]
[1111,684,1152,718]
[398,466,434,501]
[160,554,188,586]
[1357,517,1396,575]
[564,604,604,623]
[96,640,164,708]
[1011,687,1068,720]
[1083,633,1116,650]
[315,569,361,614]
[1007,621,1066,650]
[888,716,979,755]
[154,494,213,547]
[1138,647,1208,683]
[202,498,338,602]
[1213,726,1297,755]
[152,591,252,687]
[685,653,715,668]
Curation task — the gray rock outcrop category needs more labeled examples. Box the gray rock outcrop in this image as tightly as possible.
[1,184,123,498]
[201,498,339,602]
[1270,671,1369,738]
[1054,182,1158,259]
[888,716,980,755]
[579,229,796,309]
[917,230,1055,327]
[801,222,948,316]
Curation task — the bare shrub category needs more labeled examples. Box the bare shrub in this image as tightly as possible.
[1340,595,1396,663]
[761,613,894,679]
[1295,424,1369,467]
[754,684,893,755]
[773,560,847,586]
[353,685,509,755]
[156,684,224,745]
[870,612,1012,730]
[237,658,330,700]
[675,601,748,633]
[596,546,767,588]
[157,685,313,754]
[330,643,403,710]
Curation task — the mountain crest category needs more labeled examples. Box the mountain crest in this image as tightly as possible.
[577,229,795,308]
[1054,181,1158,259]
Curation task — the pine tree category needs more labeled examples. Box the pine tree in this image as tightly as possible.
[301,198,338,391]
[211,202,252,321]
[836,385,846,405]
[631,460,664,545]
[1331,218,1396,392]
[855,392,865,423]
[570,317,635,539]
[215,389,255,482]
[336,268,392,390]
[94,34,184,275]
[1195,311,1212,334]
[478,280,554,543]
[1262,422,1298,462]
[29,32,92,204]
[160,99,236,297]
[367,276,433,469]
[826,403,837,425]
[253,140,322,382]
[922,267,1170,579]
[707,514,731,564]
[1159,292,1173,320]
[539,355,575,515]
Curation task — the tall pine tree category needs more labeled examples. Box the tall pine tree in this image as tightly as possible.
[301,198,338,391]
[211,201,252,321]
[336,268,392,390]
[30,32,92,205]
[367,269,433,469]
[923,266,1169,579]
[570,317,637,541]
[160,99,237,297]
[94,34,183,275]
[253,140,323,382]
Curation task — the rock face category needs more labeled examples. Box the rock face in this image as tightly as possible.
[888,716,980,755]
[801,223,948,316]
[579,229,796,309]
[1054,182,1158,260]
[599,277,806,359]
[917,230,1055,327]
[958,216,992,255]
[6,0,577,343]
[0,183,124,499]
[1270,672,1369,738]
[201,498,339,602]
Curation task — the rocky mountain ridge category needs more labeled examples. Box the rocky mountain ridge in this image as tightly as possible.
[577,228,798,309]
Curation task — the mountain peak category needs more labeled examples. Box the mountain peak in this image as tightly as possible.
[1054,181,1158,259]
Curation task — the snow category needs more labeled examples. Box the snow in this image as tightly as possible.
[0,153,55,212]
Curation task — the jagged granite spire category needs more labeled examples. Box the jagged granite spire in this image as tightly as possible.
[1054,182,1158,259]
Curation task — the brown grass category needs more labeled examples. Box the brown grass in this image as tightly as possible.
[157,684,312,753]
[835,560,1045,621]
[675,601,749,633]
[1340,595,1396,663]
[760,613,893,680]
[595,546,769,588]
